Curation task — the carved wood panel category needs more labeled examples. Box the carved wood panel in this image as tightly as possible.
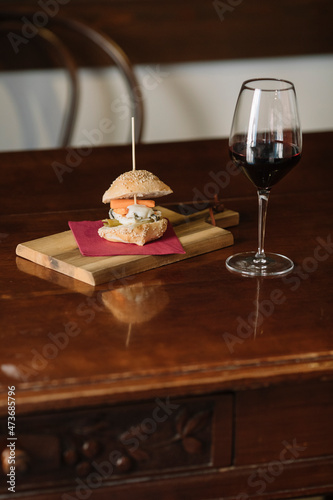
[0,393,233,494]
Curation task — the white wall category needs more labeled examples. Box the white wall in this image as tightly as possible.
[0,54,332,151]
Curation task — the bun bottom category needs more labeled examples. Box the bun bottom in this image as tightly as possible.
[98,218,168,246]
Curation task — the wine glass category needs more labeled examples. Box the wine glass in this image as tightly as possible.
[226,78,302,277]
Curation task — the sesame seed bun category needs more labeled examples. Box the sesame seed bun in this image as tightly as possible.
[102,170,173,203]
[98,219,168,246]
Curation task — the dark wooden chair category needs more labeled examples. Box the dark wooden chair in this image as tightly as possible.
[0,17,79,148]
[0,13,143,148]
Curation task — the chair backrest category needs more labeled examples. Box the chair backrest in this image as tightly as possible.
[51,16,144,144]
[0,16,79,149]
[0,13,143,150]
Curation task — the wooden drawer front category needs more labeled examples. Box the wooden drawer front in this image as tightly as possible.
[235,381,333,465]
[0,393,233,494]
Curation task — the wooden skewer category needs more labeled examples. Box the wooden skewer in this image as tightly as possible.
[126,322,132,347]
[131,117,137,204]
[131,116,136,171]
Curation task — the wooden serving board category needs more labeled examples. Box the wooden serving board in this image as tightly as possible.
[16,207,239,286]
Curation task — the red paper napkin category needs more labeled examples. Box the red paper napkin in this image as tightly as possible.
[68,220,186,256]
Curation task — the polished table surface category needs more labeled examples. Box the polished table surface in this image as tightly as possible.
[0,132,333,499]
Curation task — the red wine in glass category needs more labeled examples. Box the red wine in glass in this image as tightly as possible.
[229,140,301,190]
[226,78,302,277]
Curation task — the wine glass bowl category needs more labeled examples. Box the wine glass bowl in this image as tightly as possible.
[226,78,302,277]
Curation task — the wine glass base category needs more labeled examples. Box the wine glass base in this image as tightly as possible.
[226,252,294,277]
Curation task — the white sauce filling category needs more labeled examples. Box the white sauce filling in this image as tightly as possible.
[127,204,154,220]
[110,204,161,226]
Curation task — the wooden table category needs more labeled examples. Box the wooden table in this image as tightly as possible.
[0,132,332,499]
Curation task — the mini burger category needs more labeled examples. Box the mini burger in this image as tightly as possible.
[98,169,173,246]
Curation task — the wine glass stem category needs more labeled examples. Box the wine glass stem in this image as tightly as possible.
[255,189,270,263]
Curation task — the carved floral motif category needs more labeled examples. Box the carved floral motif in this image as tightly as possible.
[1,399,214,491]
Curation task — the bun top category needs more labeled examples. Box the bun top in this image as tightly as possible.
[102,169,173,203]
